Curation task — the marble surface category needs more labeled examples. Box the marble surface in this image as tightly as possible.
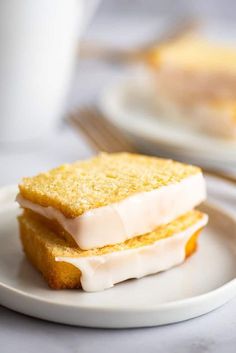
[1,298,236,353]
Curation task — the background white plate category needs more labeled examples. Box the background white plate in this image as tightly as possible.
[1,186,236,328]
[99,73,236,169]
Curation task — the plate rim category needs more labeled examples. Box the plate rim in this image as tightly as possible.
[99,76,236,163]
[1,185,236,327]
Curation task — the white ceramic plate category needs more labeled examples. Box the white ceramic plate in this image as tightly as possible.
[1,185,236,328]
[99,73,236,169]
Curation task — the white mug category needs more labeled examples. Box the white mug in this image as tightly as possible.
[0,0,99,142]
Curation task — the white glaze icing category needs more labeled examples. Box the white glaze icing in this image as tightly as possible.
[17,172,206,250]
[55,214,208,292]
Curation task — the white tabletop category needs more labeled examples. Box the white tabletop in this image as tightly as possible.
[1,11,236,352]
[1,296,236,353]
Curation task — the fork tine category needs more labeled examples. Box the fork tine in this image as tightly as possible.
[69,111,111,152]
[73,108,122,152]
[82,108,125,151]
[69,106,137,153]
[91,107,137,152]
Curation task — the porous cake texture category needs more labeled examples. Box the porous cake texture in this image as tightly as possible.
[19,210,206,289]
[19,152,201,218]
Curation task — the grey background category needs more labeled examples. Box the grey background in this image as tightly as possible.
[96,0,236,21]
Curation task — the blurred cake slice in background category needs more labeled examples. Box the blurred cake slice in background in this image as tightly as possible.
[148,35,236,101]
[147,35,236,139]
[154,94,236,139]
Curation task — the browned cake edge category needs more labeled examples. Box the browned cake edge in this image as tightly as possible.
[18,214,203,290]
[23,209,78,247]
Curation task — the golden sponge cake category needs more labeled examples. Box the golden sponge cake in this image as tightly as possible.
[17,153,208,291]
[19,210,207,291]
[149,35,236,73]
[148,35,236,102]
[19,152,201,217]
[17,153,206,250]
[147,36,236,139]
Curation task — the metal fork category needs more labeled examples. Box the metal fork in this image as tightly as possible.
[69,107,137,153]
[68,107,236,184]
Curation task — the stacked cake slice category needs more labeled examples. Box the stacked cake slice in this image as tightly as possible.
[17,153,208,292]
[147,35,236,139]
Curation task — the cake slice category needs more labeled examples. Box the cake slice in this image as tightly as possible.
[148,35,236,102]
[147,35,236,139]
[154,93,236,140]
[19,209,208,292]
[17,153,206,250]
